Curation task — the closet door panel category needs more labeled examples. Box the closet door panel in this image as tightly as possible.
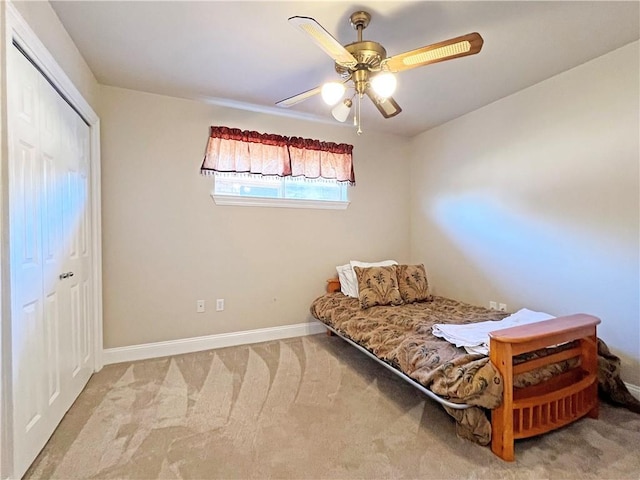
[8,44,49,478]
[59,105,93,398]
[39,66,64,411]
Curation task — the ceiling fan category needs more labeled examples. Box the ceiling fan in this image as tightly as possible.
[276,11,483,133]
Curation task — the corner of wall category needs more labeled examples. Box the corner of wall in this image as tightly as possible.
[10,0,99,109]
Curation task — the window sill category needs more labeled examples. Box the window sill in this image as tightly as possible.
[211,194,350,210]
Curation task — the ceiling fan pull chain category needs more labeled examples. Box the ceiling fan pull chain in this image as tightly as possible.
[357,94,363,135]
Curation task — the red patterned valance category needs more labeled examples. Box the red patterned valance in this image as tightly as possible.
[201,126,355,184]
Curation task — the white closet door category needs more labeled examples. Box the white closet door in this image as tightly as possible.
[58,91,93,405]
[8,45,93,478]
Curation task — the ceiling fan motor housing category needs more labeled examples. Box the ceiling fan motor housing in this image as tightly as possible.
[335,12,388,93]
[335,41,387,89]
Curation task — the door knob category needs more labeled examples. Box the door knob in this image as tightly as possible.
[59,272,74,280]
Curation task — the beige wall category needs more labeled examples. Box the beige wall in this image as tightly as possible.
[11,0,99,109]
[99,85,411,348]
[409,41,640,382]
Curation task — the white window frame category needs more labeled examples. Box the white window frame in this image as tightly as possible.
[211,173,350,210]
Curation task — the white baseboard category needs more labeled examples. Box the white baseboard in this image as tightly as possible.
[103,321,327,365]
[101,327,640,402]
[624,382,640,401]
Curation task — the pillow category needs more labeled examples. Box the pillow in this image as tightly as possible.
[353,265,404,309]
[336,260,398,298]
[397,264,432,303]
[336,264,358,297]
[349,260,398,297]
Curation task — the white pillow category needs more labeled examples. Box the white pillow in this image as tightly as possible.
[336,264,358,297]
[349,260,398,297]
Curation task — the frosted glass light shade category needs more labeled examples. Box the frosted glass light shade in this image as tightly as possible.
[321,82,346,106]
[331,99,352,122]
[371,73,397,98]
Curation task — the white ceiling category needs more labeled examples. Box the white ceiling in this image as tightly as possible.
[50,1,639,137]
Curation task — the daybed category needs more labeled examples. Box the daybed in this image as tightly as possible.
[310,264,605,461]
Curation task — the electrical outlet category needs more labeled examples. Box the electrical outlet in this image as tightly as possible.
[489,301,497,310]
[498,303,507,312]
[196,300,205,313]
[216,299,224,311]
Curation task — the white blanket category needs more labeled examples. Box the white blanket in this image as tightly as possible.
[432,308,555,355]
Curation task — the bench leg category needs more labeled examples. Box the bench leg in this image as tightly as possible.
[587,384,599,419]
[491,405,515,461]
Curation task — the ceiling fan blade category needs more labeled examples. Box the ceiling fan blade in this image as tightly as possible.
[289,16,358,67]
[366,90,402,118]
[276,86,322,107]
[382,32,484,73]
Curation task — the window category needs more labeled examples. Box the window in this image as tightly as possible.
[212,173,349,209]
[202,126,354,210]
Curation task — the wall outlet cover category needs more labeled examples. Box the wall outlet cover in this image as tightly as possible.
[197,300,205,313]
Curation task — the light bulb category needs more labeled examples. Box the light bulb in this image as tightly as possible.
[371,72,397,99]
[331,99,352,122]
[321,82,346,106]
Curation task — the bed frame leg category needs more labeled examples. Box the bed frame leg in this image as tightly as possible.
[490,341,515,461]
[585,379,599,419]
[583,335,599,420]
[326,329,334,337]
[491,406,515,461]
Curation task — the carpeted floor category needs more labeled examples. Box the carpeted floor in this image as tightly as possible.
[25,334,640,479]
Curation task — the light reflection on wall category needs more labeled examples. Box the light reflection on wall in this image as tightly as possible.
[431,192,639,361]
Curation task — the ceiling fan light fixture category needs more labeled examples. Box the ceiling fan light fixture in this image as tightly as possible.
[331,98,353,122]
[321,82,346,106]
[371,72,397,99]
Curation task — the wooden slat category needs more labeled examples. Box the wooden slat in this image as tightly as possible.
[514,401,597,439]
[512,346,582,375]
[514,375,595,410]
[514,368,585,402]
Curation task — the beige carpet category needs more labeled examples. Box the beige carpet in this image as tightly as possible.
[25,334,640,479]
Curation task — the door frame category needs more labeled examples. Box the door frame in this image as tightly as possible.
[0,3,103,478]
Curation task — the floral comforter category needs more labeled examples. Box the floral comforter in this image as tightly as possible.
[310,293,640,445]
